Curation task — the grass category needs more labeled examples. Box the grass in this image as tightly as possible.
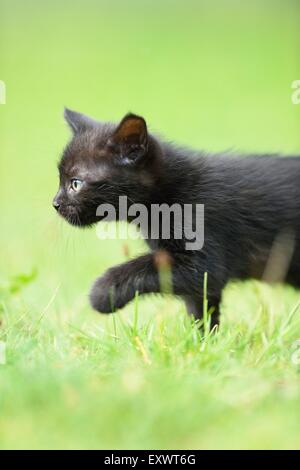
[1,279,300,449]
[1,0,300,449]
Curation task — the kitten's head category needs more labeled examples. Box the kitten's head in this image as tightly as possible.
[53,109,162,227]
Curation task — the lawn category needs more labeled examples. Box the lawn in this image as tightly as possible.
[0,0,300,449]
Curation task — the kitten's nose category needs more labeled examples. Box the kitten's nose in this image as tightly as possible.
[53,190,63,211]
[52,200,60,211]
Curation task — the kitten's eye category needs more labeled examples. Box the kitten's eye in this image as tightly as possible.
[70,178,83,192]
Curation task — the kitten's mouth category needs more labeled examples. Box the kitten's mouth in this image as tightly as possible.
[57,204,83,227]
[55,204,97,228]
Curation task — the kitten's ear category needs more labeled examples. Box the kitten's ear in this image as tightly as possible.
[111,113,148,164]
[64,108,99,134]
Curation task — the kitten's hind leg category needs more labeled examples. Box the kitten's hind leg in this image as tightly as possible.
[184,295,221,329]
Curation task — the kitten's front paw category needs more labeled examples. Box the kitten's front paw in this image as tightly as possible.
[89,268,130,314]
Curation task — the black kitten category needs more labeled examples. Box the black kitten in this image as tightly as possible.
[54,108,300,327]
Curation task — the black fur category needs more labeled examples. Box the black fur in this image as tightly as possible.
[54,109,300,327]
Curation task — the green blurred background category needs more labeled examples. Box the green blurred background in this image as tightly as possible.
[0,0,300,449]
[1,0,299,302]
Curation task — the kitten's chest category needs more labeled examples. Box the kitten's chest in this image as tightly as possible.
[144,236,186,252]
[139,218,195,252]
[145,238,160,251]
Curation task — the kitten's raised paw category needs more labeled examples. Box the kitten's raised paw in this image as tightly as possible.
[89,268,128,313]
